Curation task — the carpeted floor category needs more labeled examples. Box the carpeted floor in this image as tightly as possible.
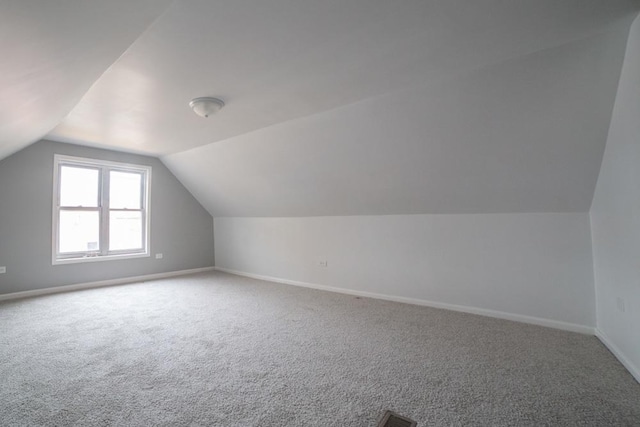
[1,271,639,426]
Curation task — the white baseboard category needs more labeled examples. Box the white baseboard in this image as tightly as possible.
[213,267,595,335]
[595,329,640,384]
[0,266,216,302]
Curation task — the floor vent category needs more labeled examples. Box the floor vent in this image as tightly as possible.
[377,410,417,427]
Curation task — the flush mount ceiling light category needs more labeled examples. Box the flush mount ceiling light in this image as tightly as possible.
[189,97,225,118]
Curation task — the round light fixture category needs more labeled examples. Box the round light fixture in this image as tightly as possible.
[189,97,225,118]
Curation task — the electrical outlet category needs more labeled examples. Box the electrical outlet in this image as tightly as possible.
[155,253,163,259]
[318,260,328,267]
[0,266,5,274]
[616,297,625,313]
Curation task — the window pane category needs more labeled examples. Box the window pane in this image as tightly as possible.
[110,171,142,209]
[60,166,99,207]
[59,210,100,253]
[109,211,143,251]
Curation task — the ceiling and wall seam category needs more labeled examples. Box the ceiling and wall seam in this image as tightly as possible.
[0,0,175,160]
[587,11,640,212]
[162,21,637,164]
[4,1,640,217]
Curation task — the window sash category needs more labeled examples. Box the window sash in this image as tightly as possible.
[108,208,146,253]
[53,155,151,264]
[59,165,101,208]
[57,207,100,257]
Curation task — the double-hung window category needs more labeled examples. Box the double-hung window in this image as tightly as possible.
[53,155,151,264]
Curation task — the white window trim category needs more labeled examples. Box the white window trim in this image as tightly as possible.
[52,154,152,265]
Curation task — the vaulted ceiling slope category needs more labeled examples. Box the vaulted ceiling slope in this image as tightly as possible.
[47,0,638,156]
[3,1,640,216]
[158,1,640,217]
[0,0,173,160]
[162,22,636,216]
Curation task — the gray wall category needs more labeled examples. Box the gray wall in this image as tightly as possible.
[214,213,595,329]
[591,14,640,380]
[0,140,214,295]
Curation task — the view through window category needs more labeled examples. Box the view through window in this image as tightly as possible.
[53,155,151,264]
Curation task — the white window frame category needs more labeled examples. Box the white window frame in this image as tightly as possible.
[52,154,152,265]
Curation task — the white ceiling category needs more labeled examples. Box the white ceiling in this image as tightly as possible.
[162,26,633,216]
[3,0,640,215]
[46,0,639,156]
[0,0,173,160]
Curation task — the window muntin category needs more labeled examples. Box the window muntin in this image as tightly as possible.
[53,155,151,264]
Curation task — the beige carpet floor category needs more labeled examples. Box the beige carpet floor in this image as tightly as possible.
[1,271,639,426]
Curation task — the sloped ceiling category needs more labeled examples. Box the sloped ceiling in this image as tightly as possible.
[3,0,640,216]
[162,27,633,216]
[0,0,173,160]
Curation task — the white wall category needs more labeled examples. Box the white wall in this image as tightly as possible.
[590,15,640,381]
[215,213,595,331]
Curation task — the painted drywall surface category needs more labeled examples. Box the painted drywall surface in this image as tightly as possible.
[48,1,638,157]
[0,0,173,160]
[163,27,629,217]
[214,213,595,326]
[0,140,214,295]
[590,15,640,376]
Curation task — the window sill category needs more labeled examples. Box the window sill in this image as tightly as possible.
[53,252,150,265]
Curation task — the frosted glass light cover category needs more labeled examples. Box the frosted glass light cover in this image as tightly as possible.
[189,97,224,118]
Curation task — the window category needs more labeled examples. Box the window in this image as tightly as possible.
[53,155,151,264]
